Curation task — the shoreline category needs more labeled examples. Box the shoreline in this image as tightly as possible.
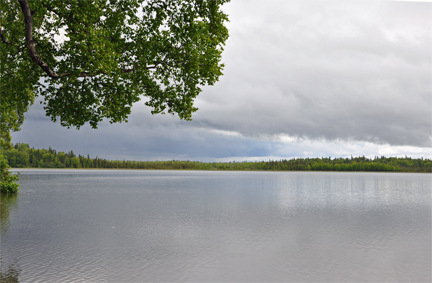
[10,167,430,173]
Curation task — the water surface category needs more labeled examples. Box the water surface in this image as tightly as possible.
[1,170,430,282]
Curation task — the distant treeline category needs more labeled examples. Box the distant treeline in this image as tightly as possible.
[3,143,431,173]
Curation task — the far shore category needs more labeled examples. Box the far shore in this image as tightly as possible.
[10,167,430,173]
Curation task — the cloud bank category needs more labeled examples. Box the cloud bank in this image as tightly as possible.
[12,1,432,161]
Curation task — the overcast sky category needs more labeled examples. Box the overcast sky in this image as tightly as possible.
[12,0,432,161]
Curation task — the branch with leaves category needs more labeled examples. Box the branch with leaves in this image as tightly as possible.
[1,0,230,130]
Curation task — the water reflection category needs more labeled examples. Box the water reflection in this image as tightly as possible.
[1,193,21,282]
[0,261,20,283]
[277,172,431,213]
[0,193,19,235]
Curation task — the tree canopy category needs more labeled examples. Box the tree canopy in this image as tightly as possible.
[0,0,230,137]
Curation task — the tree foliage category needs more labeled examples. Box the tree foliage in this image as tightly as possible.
[1,0,230,191]
[1,0,230,131]
[0,153,19,193]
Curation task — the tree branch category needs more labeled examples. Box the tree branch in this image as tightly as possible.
[18,0,95,78]
[18,0,169,79]
[18,0,64,78]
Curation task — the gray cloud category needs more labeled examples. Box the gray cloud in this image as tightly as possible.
[12,0,432,160]
[191,0,431,147]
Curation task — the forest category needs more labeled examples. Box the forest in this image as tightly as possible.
[3,143,431,173]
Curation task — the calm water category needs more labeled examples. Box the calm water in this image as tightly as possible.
[1,169,430,282]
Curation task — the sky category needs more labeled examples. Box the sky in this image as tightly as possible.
[11,0,432,162]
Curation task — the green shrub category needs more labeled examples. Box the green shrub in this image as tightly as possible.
[0,154,19,193]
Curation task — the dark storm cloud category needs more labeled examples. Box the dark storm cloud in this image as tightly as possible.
[13,103,277,161]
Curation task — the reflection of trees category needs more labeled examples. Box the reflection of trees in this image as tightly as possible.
[1,194,21,282]
[0,193,18,235]
[0,262,20,282]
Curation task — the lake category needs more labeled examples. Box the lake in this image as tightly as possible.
[1,169,430,282]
